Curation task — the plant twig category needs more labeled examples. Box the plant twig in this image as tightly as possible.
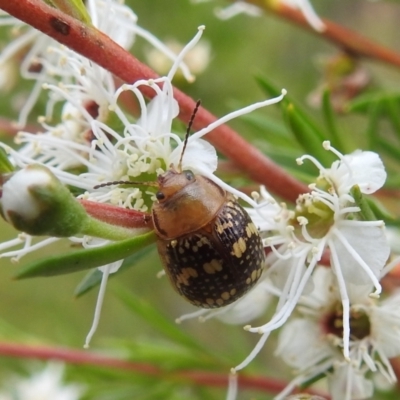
[245,0,400,69]
[0,341,330,398]
[387,357,400,391]
[79,200,153,229]
[0,0,307,203]
[0,117,38,136]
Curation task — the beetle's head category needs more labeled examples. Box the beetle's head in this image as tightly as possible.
[156,168,195,203]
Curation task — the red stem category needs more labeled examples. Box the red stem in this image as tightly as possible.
[0,0,307,203]
[246,0,400,69]
[0,341,329,398]
[79,199,153,229]
[389,357,400,391]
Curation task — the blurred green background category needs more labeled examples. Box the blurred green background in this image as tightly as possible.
[0,0,400,399]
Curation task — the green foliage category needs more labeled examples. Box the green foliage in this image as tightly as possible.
[51,0,92,24]
[74,246,155,297]
[14,231,156,279]
[0,147,14,173]
[321,89,346,152]
[351,185,377,221]
[348,91,400,154]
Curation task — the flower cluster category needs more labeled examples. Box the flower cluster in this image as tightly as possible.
[177,142,394,400]
[275,266,400,400]
[223,143,393,399]
[0,2,285,350]
[0,0,193,127]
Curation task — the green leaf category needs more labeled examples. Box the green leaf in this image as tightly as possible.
[284,103,334,164]
[74,245,154,297]
[299,371,328,390]
[365,101,383,151]
[350,185,376,221]
[114,339,217,371]
[256,75,326,142]
[0,147,14,174]
[239,113,293,147]
[365,196,395,222]
[255,76,283,99]
[51,0,92,24]
[256,75,337,165]
[347,91,400,114]
[14,231,157,279]
[116,287,217,358]
[74,269,103,297]
[322,89,345,152]
[384,96,400,142]
[376,136,400,162]
[0,317,35,341]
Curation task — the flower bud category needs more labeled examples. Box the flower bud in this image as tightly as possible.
[1,164,89,236]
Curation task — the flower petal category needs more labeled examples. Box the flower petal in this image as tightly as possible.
[331,223,390,285]
[137,87,179,137]
[331,151,386,195]
[371,290,400,358]
[217,282,271,325]
[276,318,335,369]
[169,138,218,175]
[328,363,373,400]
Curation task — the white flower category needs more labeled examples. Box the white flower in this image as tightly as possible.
[146,39,211,77]
[319,147,386,195]
[0,363,84,400]
[4,27,286,208]
[216,280,272,325]
[190,0,262,19]
[234,142,390,373]
[0,0,193,126]
[274,267,400,400]
[0,57,17,92]
[281,0,325,32]
[215,2,263,19]
[176,279,273,325]
[327,362,373,400]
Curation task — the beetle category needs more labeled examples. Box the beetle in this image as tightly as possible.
[152,166,265,308]
[96,101,265,308]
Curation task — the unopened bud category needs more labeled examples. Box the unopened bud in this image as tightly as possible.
[1,164,88,236]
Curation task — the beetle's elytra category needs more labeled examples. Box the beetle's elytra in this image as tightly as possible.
[152,168,265,308]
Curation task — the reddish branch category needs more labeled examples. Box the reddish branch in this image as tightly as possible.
[245,0,400,69]
[79,199,153,229]
[389,357,400,391]
[0,117,39,136]
[0,0,307,203]
[0,341,329,398]
[381,260,400,293]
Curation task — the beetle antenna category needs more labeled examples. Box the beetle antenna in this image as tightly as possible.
[177,100,201,171]
[94,180,158,189]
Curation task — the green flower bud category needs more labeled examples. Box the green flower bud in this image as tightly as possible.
[1,164,89,236]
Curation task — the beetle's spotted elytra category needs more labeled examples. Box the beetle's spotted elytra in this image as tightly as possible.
[153,172,265,308]
[95,101,265,308]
